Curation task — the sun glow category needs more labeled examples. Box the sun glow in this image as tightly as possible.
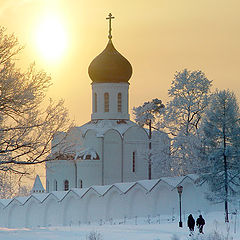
[35,14,68,62]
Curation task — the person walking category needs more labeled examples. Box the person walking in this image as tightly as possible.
[187,214,195,236]
[196,215,205,234]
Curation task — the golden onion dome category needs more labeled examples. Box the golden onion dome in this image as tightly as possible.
[88,39,132,83]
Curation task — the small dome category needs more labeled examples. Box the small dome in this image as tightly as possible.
[88,40,132,83]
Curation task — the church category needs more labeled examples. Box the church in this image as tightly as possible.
[45,14,167,192]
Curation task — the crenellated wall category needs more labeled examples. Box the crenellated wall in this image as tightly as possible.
[0,175,223,228]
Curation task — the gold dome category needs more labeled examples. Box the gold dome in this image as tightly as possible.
[88,40,132,83]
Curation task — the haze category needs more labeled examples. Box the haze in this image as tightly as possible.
[1,0,240,125]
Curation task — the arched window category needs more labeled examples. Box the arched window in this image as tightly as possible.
[64,180,69,191]
[54,180,57,191]
[104,92,109,112]
[132,152,136,172]
[46,180,49,193]
[117,93,122,112]
[79,179,83,188]
[94,93,97,112]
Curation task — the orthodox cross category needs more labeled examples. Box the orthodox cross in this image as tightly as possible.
[106,13,115,39]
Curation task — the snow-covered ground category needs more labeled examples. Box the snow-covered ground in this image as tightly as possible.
[0,211,239,240]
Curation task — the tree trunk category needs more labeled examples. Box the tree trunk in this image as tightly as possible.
[224,153,229,222]
[223,103,229,223]
[148,120,152,180]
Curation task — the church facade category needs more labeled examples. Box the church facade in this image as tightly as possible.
[45,15,153,192]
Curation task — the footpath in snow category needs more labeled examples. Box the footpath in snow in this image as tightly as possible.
[0,211,239,240]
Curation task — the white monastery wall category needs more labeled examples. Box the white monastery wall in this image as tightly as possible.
[152,181,177,215]
[0,175,226,229]
[25,198,43,228]
[104,186,125,220]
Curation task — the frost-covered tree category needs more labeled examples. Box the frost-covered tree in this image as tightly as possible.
[163,69,212,175]
[198,89,240,222]
[133,98,165,128]
[151,130,172,177]
[0,170,31,198]
[133,98,165,179]
[164,69,212,136]
[170,130,203,176]
[0,27,70,173]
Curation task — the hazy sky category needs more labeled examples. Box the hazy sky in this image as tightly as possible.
[1,0,240,126]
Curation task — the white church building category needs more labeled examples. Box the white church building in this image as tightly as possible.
[45,14,162,192]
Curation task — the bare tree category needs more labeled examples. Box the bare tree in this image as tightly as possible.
[0,27,70,174]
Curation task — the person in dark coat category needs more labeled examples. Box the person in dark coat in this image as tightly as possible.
[187,214,195,235]
[196,215,205,234]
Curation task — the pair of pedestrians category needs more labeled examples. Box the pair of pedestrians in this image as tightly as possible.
[187,214,205,235]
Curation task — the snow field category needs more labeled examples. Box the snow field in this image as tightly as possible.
[0,211,239,240]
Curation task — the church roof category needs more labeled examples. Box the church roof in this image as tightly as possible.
[88,14,132,83]
[31,175,45,194]
[79,119,140,137]
[88,40,132,83]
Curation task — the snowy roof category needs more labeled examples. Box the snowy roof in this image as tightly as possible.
[0,174,199,207]
[137,179,161,192]
[68,188,91,199]
[3,198,18,208]
[31,175,45,193]
[0,198,13,207]
[160,176,187,188]
[51,191,69,201]
[166,175,198,190]
[78,119,140,137]
[31,193,50,203]
[50,120,145,161]
[186,174,199,182]
[3,196,32,208]
[91,185,113,196]
[113,182,137,193]
[15,196,31,205]
[60,187,101,201]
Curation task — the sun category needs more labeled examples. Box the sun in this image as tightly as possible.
[35,14,68,62]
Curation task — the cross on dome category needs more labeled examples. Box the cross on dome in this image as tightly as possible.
[88,13,132,83]
[106,13,115,39]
